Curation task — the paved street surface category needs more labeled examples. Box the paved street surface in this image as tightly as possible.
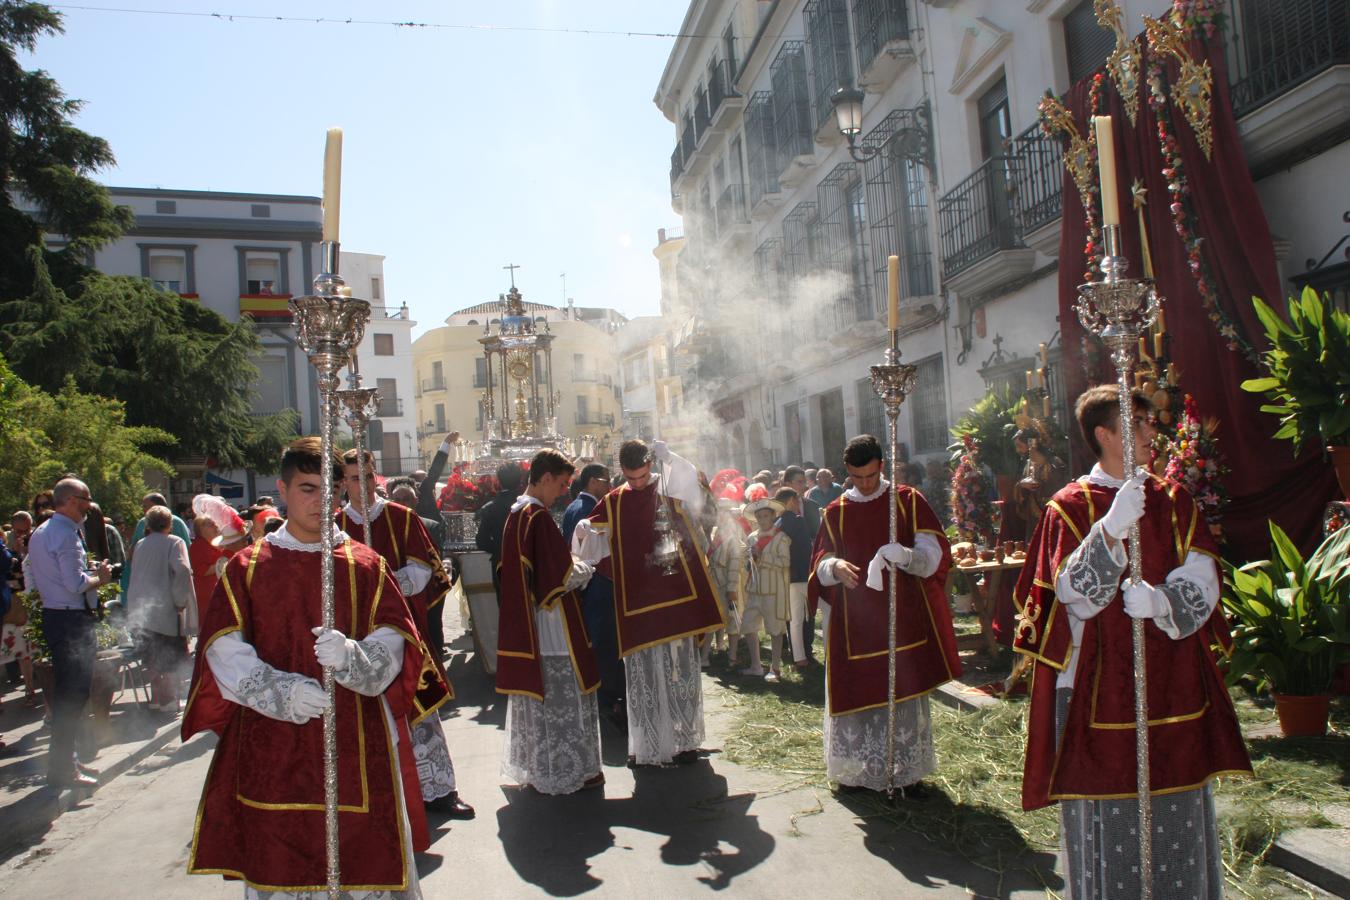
[0,612,1056,899]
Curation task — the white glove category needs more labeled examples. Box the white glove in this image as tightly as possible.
[878,542,914,570]
[312,627,354,670]
[1101,473,1147,540]
[651,440,671,462]
[290,679,331,722]
[1122,580,1168,620]
[565,558,594,591]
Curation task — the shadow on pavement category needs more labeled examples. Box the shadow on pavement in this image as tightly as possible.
[496,759,775,896]
[836,789,1061,900]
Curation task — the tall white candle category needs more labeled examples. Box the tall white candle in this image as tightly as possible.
[322,128,343,243]
[1093,115,1120,227]
[887,255,900,331]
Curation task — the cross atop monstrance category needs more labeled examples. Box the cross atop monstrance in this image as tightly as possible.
[503,262,521,289]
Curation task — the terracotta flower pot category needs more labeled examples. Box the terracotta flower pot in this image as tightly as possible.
[1272,692,1331,737]
[1330,445,1350,500]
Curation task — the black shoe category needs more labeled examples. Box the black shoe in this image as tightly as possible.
[425,791,475,819]
[673,749,700,765]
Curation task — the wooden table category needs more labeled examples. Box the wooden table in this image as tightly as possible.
[947,548,1026,658]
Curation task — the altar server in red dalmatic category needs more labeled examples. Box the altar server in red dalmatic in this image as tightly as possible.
[184,437,444,898]
[572,439,725,766]
[806,434,960,795]
[338,449,472,820]
[1013,385,1250,900]
[496,449,603,794]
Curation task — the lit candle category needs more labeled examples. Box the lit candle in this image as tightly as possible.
[1093,115,1120,227]
[322,127,343,243]
[1167,362,1177,382]
[1157,306,1166,332]
[1037,367,1046,389]
[1026,370,1034,391]
[1042,395,1051,417]
[1138,335,1148,359]
[1154,330,1164,358]
[887,255,900,331]
[1038,342,1048,366]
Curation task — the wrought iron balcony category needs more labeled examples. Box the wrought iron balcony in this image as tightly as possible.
[375,397,403,418]
[708,58,741,125]
[670,144,684,191]
[938,157,1025,278]
[680,119,696,160]
[575,411,616,427]
[771,42,815,182]
[420,376,446,392]
[1230,0,1350,117]
[1010,122,1064,236]
[805,0,854,135]
[694,85,711,142]
[715,184,749,237]
[853,0,910,72]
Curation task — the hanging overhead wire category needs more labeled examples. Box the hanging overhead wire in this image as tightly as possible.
[49,4,717,39]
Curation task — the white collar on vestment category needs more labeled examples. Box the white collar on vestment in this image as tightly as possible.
[266,521,349,552]
[341,496,386,525]
[844,478,891,503]
[1086,463,1145,489]
[510,494,543,513]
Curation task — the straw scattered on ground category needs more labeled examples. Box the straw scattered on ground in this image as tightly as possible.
[714,661,1348,899]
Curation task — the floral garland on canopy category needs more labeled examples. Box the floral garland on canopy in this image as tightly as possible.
[438,464,498,512]
[950,435,998,545]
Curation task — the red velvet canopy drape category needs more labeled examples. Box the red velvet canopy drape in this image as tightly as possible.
[1055,26,1337,559]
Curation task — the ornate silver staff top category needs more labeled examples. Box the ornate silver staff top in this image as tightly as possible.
[1075,222,1161,899]
[869,329,917,798]
[290,239,371,899]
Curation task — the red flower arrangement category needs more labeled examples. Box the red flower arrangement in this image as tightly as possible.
[950,435,998,545]
[1162,394,1230,537]
[438,464,498,512]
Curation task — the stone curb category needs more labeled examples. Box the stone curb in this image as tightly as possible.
[1267,828,1350,898]
[0,716,182,856]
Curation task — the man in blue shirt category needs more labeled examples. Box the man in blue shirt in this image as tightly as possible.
[562,464,625,727]
[26,478,114,789]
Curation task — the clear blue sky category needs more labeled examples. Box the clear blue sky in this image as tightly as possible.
[25,2,688,333]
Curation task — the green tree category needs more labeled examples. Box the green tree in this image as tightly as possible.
[0,4,298,470]
[0,1,132,295]
[0,352,171,524]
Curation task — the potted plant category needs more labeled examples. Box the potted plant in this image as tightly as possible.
[1221,521,1350,736]
[1241,287,1350,497]
[949,389,1024,495]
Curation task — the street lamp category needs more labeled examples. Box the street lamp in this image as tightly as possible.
[831,86,880,163]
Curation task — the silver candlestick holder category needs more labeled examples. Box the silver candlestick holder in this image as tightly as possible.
[337,371,381,548]
[289,240,371,899]
[869,331,917,799]
[1075,222,1161,898]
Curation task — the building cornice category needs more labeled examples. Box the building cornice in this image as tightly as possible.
[106,186,320,204]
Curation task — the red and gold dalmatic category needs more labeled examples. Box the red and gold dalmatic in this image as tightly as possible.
[496,501,599,700]
[587,482,725,655]
[337,501,454,719]
[807,485,961,716]
[1013,476,1251,811]
[183,539,439,892]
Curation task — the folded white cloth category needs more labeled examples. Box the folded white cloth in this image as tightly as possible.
[865,542,914,590]
[564,558,594,591]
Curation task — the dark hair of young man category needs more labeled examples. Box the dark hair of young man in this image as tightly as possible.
[783,465,805,483]
[263,516,285,535]
[1075,384,1152,457]
[773,487,798,506]
[143,491,168,506]
[528,449,576,485]
[842,434,884,468]
[618,439,651,471]
[496,463,524,493]
[280,436,343,485]
[341,448,376,469]
[576,463,608,492]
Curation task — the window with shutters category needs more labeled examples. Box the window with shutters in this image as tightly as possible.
[1063,0,1114,84]
[373,334,394,356]
[150,253,185,293]
[246,255,280,295]
[856,377,884,442]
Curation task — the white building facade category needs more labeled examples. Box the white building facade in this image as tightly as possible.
[654,0,1349,475]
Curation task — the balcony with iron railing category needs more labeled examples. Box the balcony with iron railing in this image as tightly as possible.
[853,0,913,91]
[707,58,744,133]
[938,156,1037,295]
[694,85,711,143]
[1229,0,1350,173]
[714,184,749,241]
[575,411,616,428]
[771,42,817,186]
[571,371,614,386]
[420,376,446,393]
[1009,122,1065,255]
[375,397,404,418]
